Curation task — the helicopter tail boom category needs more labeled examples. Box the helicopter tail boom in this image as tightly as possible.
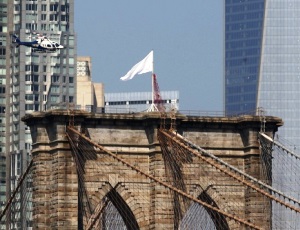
[13,35,21,44]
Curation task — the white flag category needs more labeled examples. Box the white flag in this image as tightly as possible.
[120,51,153,81]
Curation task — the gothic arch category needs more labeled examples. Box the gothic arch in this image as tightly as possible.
[180,185,229,229]
[197,191,229,230]
[104,188,140,230]
[86,182,141,229]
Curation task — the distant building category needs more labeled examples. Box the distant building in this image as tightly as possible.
[104,91,179,113]
[225,1,300,227]
[225,1,300,146]
[76,57,177,114]
[76,56,104,112]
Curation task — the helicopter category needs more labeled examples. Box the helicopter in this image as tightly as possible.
[13,34,64,53]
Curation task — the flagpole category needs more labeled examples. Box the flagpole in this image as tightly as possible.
[152,49,154,108]
[147,50,158,112]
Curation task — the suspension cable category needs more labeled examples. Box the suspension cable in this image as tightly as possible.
[160,129,300,214]
[67,126,262,230]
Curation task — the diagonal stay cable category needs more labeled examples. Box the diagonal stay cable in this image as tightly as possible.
[66,126,262,230]
[160,129,300,214]
[175,130,300,207]
[86,198,109,230]
[0,159,33,221]
[260,132,300,161]
[66,132,93,225]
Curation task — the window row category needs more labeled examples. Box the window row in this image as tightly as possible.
[25,4,69,12]
[226,30,261,40]
[226,12,264,22]
[226,2,264,13]
[24,74,74,84]
[40,14,69,22]
[25,84,44,92]
[42,4,69,12]
[25,94,39,102]
[0,5,7,14]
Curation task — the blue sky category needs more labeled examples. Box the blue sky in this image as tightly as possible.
[75,1,223,112]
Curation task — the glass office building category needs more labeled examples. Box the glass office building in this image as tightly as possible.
[225,0,300,227]
[225,0,265,115]
[0,0,76,229]
[225,0,300,146]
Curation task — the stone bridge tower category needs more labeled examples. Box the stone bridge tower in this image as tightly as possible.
[22,110,282,229]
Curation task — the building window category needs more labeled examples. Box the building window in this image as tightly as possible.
[25,75,39,82]
[41,14,47,21]
[0,5,7,13]
[14,5,20,11]
[49,14,58,21]
[50,4,58,11]
[25,94,38,102]
[0,48,5,55]
[50,85,59,93]
[33,84,39,91]
[50,95,59,102]
[26,4,37,11]
[61,15,69,22]
[0,35,6,46]
[41,4,47,11]
[51,75,60,83]
[61,5,66,12]
[0,26,7,33]
[25,94,34,101]
[25,84,39,92]
[41,24,47,30]
[25,65,39,72]
[25,104,34,111]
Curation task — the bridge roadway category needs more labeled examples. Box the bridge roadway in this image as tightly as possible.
[22,109,282,229]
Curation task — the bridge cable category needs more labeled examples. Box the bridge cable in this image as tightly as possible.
[66,126,262,230]
[0,159,33,221]
[260,132,300,161]
[178,130,300,206]
[160,129,300,214]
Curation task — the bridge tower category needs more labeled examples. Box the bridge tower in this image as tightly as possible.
[22,110,282,229]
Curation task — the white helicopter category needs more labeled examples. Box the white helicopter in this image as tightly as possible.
[13,34,64,53]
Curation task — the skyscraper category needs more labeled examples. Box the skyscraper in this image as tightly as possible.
[225,0,264,116]
[225,0,300,146]
[225,0,300,227]
[0,0,76,228]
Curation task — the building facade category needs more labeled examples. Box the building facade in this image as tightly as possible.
[76,56,104,113]
[0,0,7,225]
[105,91,179,113]
[225,0,264,116]
[0,0,76,229]
[225,0,300,227]
[225,0,300,145]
